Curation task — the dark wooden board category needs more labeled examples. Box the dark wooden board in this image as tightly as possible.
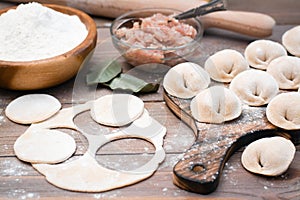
[163,90,300,194]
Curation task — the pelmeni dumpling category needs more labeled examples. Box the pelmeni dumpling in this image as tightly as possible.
[163,62,210,99]
[204,49,249,83]
[190,86,242,124]
[229,69,279,106]
[244,40,287,70]
[267,56,300,90]
[266,92,300,130]
[282,25,300,57]
[241,136,296,176]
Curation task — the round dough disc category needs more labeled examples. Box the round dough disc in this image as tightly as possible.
[241,136,296,176]
[5,94,61,124]
[266,92,300,130]
[14,129,76,164]
[90,94,144,126]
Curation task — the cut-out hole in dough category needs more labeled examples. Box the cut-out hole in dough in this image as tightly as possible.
[90,94,144,127]
[5,94,61,124]
[96,138,155,171]
[74,111,112,136]
[14,129,76,164]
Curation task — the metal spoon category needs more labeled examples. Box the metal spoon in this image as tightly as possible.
[173,0,226,20]
[117,0,226,29]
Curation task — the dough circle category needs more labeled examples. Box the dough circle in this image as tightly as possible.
[266,92,300,130]
[241,136,296,176]
[90,94,144,126]
[14,129,76,164]
[204,49,249,83]
[244,40,287,70]
[190,86,242,124]
[267,56,300,90]
[163,62,210,99]
[5,94,61,124]
[229,69,279,106]
[282,25,300,57]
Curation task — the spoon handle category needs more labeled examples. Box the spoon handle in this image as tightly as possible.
[200,10,275,37]
[174,0,226,20]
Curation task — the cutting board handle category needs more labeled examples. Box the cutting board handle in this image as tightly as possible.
[200,10,276,38]
[163,91,292,194]
[173,129,280,194]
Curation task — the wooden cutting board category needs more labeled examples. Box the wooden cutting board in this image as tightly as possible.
[163,89,300,194]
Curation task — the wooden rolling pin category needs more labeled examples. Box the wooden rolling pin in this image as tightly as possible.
[6,0,275,38]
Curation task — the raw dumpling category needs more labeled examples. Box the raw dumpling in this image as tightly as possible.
[90,94,144,127]
[267,56,300,90]
[266,92,300,130]
[5,94,61,124]
[163,62,210,99]
[241,136,296,176]
[244,40,287,70]
[204,49,249,83]
[14,129,76,164]
[190,86,242,124]
[282,25,300,57]
[229,69,279,106]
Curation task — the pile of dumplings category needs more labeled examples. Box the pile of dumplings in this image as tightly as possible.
[163,25,300,176]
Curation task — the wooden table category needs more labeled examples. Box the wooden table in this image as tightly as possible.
[1,2,300,199]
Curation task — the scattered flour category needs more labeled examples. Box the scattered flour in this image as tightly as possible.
[0,2,88,61]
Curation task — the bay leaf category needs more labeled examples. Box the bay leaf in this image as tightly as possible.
[86,60,122,85]
[106,74,159,93]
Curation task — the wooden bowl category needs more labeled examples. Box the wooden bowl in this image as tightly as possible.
[0,4,97,90]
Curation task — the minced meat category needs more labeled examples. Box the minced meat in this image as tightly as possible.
[114,13,197,66]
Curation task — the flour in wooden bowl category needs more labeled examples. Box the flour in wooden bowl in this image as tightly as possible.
[0,2,88,61]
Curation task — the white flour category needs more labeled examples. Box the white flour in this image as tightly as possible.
[0,2,88,61]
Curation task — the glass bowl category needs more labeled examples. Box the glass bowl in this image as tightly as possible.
[110,8,203,67]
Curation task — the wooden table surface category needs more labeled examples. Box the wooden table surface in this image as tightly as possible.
[1,2,300,200]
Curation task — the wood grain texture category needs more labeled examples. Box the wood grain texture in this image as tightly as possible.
[164,90,299,194]
[227,0,300,25]
[3,0,276,38]
[4,0,300,24]
[0,3,300,198]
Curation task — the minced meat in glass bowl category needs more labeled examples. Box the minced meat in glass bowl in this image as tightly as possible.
[110,8,203,66]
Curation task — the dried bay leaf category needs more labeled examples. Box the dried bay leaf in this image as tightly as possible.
[87,61,169,93]
[106,74,159,93]
[86,60,122,85]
